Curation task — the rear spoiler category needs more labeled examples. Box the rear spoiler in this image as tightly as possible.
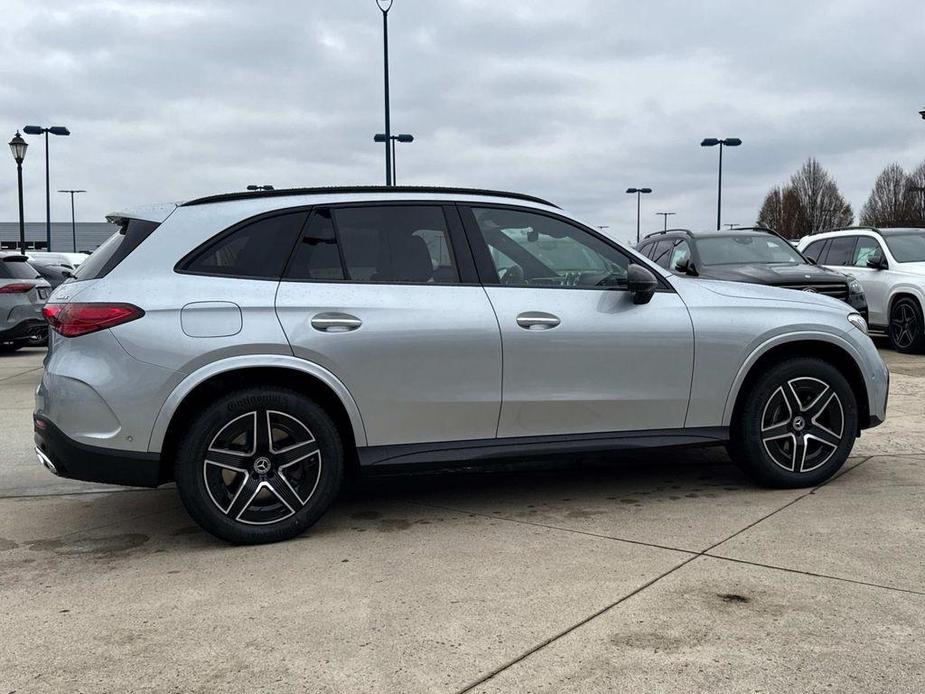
[1,254,29,262]
[105,201,181,225]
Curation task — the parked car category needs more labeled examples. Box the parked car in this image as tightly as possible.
[0,252,51,352]
[35,187,888,544]
[26,258,74,289]
[636,227,868,320]
[799,227,925,353]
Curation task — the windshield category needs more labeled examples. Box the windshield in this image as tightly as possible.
[884,232,925,263]
[697,234,806,266]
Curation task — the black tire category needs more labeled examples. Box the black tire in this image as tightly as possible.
[175,387,344,544]
[888,296,925,354]
[0,342,24,353]
[728,357,857,488]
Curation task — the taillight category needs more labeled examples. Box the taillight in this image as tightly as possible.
[0,283,34,294]
[43,303,145,338]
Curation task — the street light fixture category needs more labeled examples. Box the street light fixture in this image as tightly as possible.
[626,187,653,244]
[8,132,28,253]
[655,212,675,231]
[57,189,86,252]
[374,133,413,184]
[701,137,741,230]
[23,124,70,250]
[246,185,275,191]
[376,0,395,186]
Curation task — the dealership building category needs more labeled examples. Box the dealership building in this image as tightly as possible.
[0,221,114,253]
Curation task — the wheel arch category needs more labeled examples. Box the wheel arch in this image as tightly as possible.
[888,289,923,315]
[724,335,871,433]
[150,356,367,479]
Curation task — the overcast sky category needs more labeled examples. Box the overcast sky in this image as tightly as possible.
[2,0,924,243]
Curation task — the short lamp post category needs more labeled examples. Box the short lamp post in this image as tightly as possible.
[58,189,85,252]
[655,211,675,231]
[9,132,28,253]
[626,187,652,244]
[700,137,742,230]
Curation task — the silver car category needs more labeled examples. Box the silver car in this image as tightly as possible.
[0,252,51,351]
[34,187,888,544]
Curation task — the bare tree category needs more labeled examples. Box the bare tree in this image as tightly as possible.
[756,158,851,238]
[788,158,853,232]
[907,160,925,226]
[859,163,917,227]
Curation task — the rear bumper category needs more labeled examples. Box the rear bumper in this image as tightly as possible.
[33,415,166,488]
[0,318,46,342]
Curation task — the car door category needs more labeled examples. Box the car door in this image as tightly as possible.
[844,235,892,327]
[275,203,502,447]
[460,204,694,439]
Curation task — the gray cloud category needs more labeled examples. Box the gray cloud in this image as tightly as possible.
[2,0,924,244]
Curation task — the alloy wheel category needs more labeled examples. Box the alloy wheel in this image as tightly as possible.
[760,377,844,473]
[202,410,322,525]
[890,301,919,350]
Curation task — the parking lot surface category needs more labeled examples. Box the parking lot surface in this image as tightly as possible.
[1,345,923,693]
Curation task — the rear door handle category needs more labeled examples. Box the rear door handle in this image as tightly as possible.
[516,311,560,330]
[311,312,362,332]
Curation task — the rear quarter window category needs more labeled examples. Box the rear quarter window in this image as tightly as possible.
[0,258,40,280]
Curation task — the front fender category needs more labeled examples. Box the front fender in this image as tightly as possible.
[147,354,368,452]
[721,330,868,426]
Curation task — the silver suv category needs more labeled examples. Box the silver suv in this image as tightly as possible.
[1,252,51,351]
[798,227,925,353]
[35,187,888,544]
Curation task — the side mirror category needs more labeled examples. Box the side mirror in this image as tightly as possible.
[627,264,658,305]
[674,257,699,276]
[866,253,887,270]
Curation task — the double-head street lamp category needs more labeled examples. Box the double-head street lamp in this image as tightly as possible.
[701,137,742,230]
[23,125,70,250]
[8,132,28,253]
[374,133,413,184]
[376,0,395,186]
[655,211,675,231]
[626,187,652,243]
[57,189,85,252]
[246,184,275,191]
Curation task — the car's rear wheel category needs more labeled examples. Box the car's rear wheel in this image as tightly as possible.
[175,387,343,544]
[888,297,925,354]
[729,357,857,488]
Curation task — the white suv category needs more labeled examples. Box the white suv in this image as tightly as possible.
[799,227,925,353]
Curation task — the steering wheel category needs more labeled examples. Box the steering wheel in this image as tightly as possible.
[499,265,524,285]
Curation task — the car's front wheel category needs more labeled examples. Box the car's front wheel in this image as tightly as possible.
[888,296,925,354]
[175,387,344,544]
[729,357,857,488]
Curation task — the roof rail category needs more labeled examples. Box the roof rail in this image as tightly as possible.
[180,185,559,209]
[642,228,693,240]
[814,225,879,235]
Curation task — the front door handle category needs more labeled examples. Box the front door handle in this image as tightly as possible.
[311,312,363,332]
[516,311,560,330]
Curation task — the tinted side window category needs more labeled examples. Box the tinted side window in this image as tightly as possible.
[668,240,692,272]
[471,207,630,288]
[651,240,674,269]
[823,236,857,266]
[803,239,828,263]
[183,212,306,279]
[852,237,882,267]
[332,206,459,284]
[285,209,344,280]
[636,242,654,259]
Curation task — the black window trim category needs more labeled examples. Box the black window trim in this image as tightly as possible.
[175,201,480,285]
[822,235,859,267]
[457,202,674,293]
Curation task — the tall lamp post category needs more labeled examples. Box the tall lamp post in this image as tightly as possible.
[376,0,395,186]
[374,133,413,184]
[8,132,28,253]
[58,189,85,252]
[23,125,70,250]
[700,137,741,230]
[655,211,675,231]
[626,187,652,244]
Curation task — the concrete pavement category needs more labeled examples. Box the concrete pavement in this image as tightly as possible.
[1,345,923,693]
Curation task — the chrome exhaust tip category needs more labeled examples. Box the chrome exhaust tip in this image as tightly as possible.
[34,447,58,475]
